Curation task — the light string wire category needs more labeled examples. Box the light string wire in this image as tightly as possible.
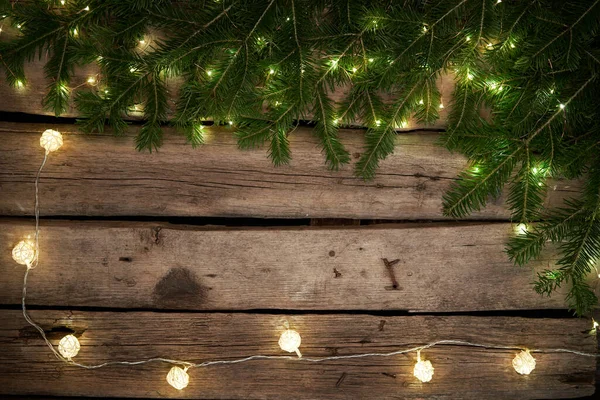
[19,146,600,375]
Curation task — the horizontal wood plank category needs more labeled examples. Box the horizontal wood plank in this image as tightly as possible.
[0,122,579,219]
[0,57,451,131]
[0,219,570,312]
[0,310,594,399]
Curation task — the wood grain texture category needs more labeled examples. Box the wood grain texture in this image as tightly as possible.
[0,57,452,130]
[0,219,572,312]
[0,310,595,399]
[0,122,579,219]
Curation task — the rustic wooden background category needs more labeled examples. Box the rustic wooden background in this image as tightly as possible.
[0,58,597,399]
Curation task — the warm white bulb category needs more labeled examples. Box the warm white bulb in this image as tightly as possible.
[279,329,302,358]
[467,73,474,80]
[512,350,535,375]
[352,67,357,72]
[87,76,96,84]
[414,352,434,382]
[559,103,565,109]
[418,99,424,105]
[84,6,90,11]
[368,58,374,62]
[375,119,381,126]
[269,68,275,74]
[12,240,36,266]
[166,366,189,390]
[40,129,63,153]
[58,335,80,359]
[439,103,444,109]
[516,223,528,235]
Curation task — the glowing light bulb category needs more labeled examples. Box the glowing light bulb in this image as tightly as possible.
[368,58,374,63]
[439,103,444,109]
[16,80,24,88]
[467,73,474,80]
[375,120,381,126]
[16,24,22,29]
[84,6,90,11]
[12,240,35,266]
[512,350,535,375]
[486,43,493,49]
[286,17,290,21]
[139,39,145,45]
[269,68,275,74]
[61,0,65,4]
[279,329,302,358]
[166,366,189,390]
[228,121,233,126]
[413,350,434,382]
[352,67,357,73]
[400,120,409,128]
[418,99,424,105]
[472,166,480,173]
[40,129,63,153]
[559,103,565,109]
[465,36,471,42]
[422,25,428,33]
[497,0,502,3]
[58,335,80,359]
[130,67,136,73]
[510,43,516,49]
[516,223,528,235]
[207,70,213,77]
[72,28,78,36]
[87,76,96,85]
[593,319,599,329]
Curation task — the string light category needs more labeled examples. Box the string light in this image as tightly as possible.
[12,128,600,393]
[40,129,63,153]
[375,119,381,126]
[467,73,474,80]
[207,70,213,77]
[166,366,190,390]
[465,36,471,42]
[279,329,302,358]
[269,68,275,74]
[12,240,36,267]
[84,6,90,11]
[15,80,24,88]
[439,103,444,109]
[559,103,565,109]
[418,99,424,105]
[512,350,536,375]
[72,28,78,36]
[515,223,528,235]
[352,67,357,73]
[87,76,96,85]
[228,120,233,126]
[368,58,374,62]
[413,350,434,382]
[58,335,81,359]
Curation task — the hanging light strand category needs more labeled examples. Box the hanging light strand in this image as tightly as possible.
[15,129,600,391]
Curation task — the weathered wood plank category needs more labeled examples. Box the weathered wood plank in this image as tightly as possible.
[0,219,570,312]
[0,311,594,399]
[0,57,452,131]
[0,122,579,219]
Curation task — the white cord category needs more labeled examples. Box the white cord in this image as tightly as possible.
[20,151,600,372]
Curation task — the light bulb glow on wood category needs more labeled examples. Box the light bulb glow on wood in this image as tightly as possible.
[58,335,80,359]
[166,366,190,390]
[12,240,36,266]
[279,329,302,358]
[515,223,528,235]
[512,350,535,375]
[40,129,63,153]
[413,350,434,382]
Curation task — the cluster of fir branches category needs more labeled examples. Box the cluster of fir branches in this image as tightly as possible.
[1,0,600,314]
